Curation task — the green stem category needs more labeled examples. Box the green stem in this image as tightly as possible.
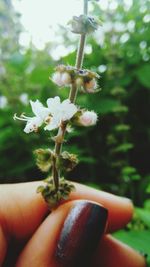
[52,0,88,190]
[75,34,86,70]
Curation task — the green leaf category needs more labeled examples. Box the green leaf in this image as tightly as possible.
[112,105,128,114]
[114,124,130,132]
[122,166,137,175]
[146,184,150,193]
[94,98,120,114]
[131,174,141,180]
[136,208,150,228]
[136,64,150,89]
[113,230,150,264]
[112,143,134,153]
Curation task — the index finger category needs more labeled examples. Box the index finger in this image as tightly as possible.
[0,181,133,240]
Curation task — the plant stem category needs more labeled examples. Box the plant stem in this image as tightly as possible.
[52,0,88,190]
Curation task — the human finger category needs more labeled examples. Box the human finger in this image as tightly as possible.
[16,200,108,267]
[0,181,133,241]
[16,200,144,267]
[94,235,146,267]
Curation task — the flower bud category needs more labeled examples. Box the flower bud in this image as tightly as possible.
[79,111,98,126]
[84,79,97,93]
[68,15,101,35]
[61,72,71,85]
[52,71,71,87]
[75,77,84,87]
[52,72,64,86]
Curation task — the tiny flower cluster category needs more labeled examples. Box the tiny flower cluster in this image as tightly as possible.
[14,96,77,133]
[37,177,75,207]
[68,15,101,34]
[14,96,98,133]
[52,64,100,93]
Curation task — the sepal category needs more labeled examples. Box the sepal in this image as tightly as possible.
[34,148,54,172]
[37,177,75,208]
[68,15,101,34]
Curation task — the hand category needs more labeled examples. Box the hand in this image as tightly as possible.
[0,182,146,267]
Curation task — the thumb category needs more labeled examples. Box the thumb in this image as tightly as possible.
[16,200,108,267]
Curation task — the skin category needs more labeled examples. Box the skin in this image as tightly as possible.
[0,182,146,267]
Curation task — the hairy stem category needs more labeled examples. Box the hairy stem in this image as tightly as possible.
[52,0,88,190]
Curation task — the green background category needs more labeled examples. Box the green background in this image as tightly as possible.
[0,0,150,264]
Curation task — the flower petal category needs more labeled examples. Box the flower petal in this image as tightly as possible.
[44,117,59,131]
[61,99,78,121]
[24,116,43,133]
[47,96,61,114]
[30,100,49,120]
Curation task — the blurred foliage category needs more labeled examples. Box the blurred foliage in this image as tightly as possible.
[0,0,150,262]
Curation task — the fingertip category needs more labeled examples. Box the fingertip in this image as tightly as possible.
[107,197,134,232]
[94,235,146,267]
[16,200,108,267]
[70,183,134,232]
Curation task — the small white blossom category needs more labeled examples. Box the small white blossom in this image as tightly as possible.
[45,96,77,131]
[14,96,78,133]
[0,96,7,109]
[84,79,97,93]
[14,100,49,133]
[19,93,28,105]
[52,72,71,87]
[24,116,43,133]
[78,111,98,126]
[52,72,64,86]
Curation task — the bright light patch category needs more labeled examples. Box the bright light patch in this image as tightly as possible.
[12,0,84,49]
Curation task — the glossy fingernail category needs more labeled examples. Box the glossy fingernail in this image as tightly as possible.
[55,200,108,267]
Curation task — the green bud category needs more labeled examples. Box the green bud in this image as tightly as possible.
[59,151,79,172]
[34,148,54,172]
[68,15,101,35]
[37,177,75,208]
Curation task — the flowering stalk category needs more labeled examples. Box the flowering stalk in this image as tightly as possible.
[53,0,88,191]
[14,0,100,208]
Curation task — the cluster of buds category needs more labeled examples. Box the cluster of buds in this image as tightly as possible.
[34,148,79,174]
[52,64,100,93]
[37,177,75,208]
[68,15,101,34]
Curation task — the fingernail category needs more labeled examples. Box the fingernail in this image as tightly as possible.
[55,200,108,267]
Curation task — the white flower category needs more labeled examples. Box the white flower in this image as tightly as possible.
[14,96,78,133]
[14,100,49,133]
[19,93,28,105]
[52,72,64,86]
[0,96,7,109]
[44,96,77,131]
[24,116,43,133]
[52,72,71,87]
[78,111,98,126]
[84,79,97,93]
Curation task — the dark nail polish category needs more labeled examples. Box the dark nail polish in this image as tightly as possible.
[55,200,108,267]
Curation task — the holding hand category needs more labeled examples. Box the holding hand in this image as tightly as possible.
[0,182,146,267]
